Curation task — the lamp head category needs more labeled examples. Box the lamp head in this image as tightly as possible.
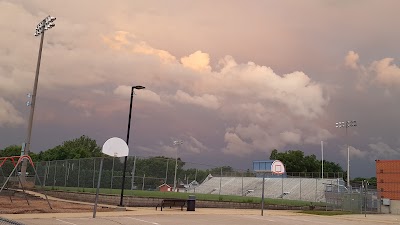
[133,85,146,90]
[173,140,183,145]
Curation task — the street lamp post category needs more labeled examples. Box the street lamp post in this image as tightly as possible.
[335,120,357,189]
[119,85,145,206]
[173,140,183,192]
[21,16,56,183]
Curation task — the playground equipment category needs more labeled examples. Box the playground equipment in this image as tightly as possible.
[0,155,52,209]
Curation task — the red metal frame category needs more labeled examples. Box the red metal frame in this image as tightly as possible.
[0,156,35,168]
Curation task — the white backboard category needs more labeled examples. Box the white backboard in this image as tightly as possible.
[271,160,285,174]
[102,137,129,157]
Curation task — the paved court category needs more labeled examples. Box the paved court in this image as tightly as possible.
[10,214,400,225]
[4,209,400,225]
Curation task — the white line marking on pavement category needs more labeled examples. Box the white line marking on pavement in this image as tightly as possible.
[274,216,338,225]
[242,215,275,222]
[127,217,160,225]
[56,219,78,225]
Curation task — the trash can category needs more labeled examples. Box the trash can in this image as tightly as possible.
[187,195,196,211]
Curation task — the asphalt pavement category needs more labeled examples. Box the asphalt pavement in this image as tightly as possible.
[3,208,400,225]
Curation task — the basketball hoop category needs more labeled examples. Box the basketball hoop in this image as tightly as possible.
[271,160,285,175]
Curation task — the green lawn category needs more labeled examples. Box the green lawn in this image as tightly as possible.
[42,186,325,207]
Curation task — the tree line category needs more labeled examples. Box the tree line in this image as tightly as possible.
[0,135,374,184]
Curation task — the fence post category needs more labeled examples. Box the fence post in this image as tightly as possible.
[34,161,39,185]
[93,158,96,189]
[165,158,169,183]
[110,157,114,193]
[131,156,136,190]
[315,178,317,202]
[53,161,57,188]
[142,174,145,191]
[219,167,222,196]
[77,159,81,188]
[360,181,363,214]
[64,160,67,187]
[241,172,244,196]
[365,182,368,216]
[350,190,352,212]
[43,161,48,187]
[299,177,302,200]
[194,169,197,193]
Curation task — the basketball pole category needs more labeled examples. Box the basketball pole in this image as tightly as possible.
[261,172,265,216]
[93,157,104,218]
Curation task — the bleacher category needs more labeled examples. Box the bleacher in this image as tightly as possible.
[189,176,343,202]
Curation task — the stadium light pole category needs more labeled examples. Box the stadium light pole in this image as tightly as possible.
[119,85,145,206]
[173,140,183,191]
[335,120,357,189]
[21,15,56,183]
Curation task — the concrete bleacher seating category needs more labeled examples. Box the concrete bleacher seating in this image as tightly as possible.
[189,176,343,202]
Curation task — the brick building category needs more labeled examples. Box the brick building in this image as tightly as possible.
[376,160,400,214]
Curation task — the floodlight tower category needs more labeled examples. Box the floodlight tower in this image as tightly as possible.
[173,140,183,191]
[21,16,56,182]
[335,120,357,189]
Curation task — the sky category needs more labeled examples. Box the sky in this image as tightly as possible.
[1,0,400,178]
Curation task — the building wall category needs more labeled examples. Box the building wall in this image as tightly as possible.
[376,160,400,200]
[376,160,400,214]
[380,200,400,215]
[159,185,171,192]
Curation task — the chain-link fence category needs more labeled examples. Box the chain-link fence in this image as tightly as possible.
[0,156,379,213]
[325,180,378,213]
[30,157,347,201]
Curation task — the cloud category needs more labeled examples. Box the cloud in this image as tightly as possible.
[185,136,208,154]
[180,51,211,72]
[113,85,162,103]
[102,31,134,50]
[368,141,400,160]
[133,41,177,63]
[280,131,302,145]
[222,131,255,156]
[345,51,360,70]
[304,129,334,145]
[345,51,400,90]
[222,124,290,156]
[0,98,24,127]
[338,141,400,162]
[174,90,220,109]
[0,3,331,158]
[339,145,367,159]
[371,58,400,87]
[68,99,94,117]
[103,31,177,63]
[212,57,328,120]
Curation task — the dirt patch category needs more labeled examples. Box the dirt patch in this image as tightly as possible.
[0,196,114,214]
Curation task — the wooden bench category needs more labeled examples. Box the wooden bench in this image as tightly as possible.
[156,199,186,211]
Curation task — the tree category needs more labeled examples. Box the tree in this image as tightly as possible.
[352,177,376,186]
[209,166,235,175]
[270,149,307,172]
[269,149,344,175]
[0,145,22,157]
[0,145,40,161]
[37,135,103,161]
[183,168,208,183]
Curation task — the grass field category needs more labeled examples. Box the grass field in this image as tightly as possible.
[43,186,326,207]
